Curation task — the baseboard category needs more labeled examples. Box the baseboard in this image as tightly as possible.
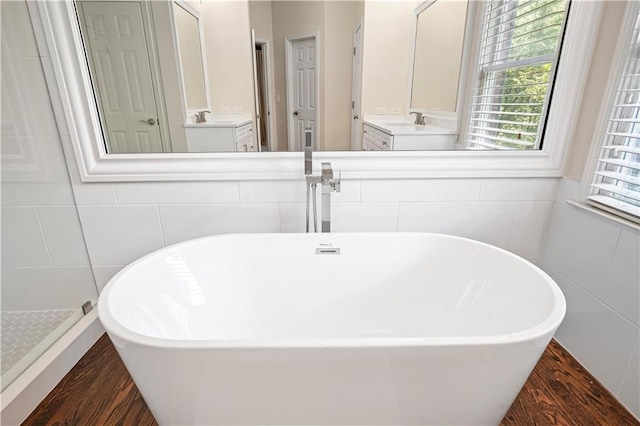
[0,310,104,425]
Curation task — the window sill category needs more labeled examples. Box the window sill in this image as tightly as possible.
[566,200,640,231]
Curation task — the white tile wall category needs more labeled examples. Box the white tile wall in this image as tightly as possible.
[398,201,514,248]
[159,203,280,245]
[542,264,639,393]
[479,178,559,201]
[116,182,239,204]
[541,177,640,419]
[619,340,640,417]
[77,206,165,265]
[361,179,483,202]
[72,182,118,206]
[332,202,399,232]
[0,1,39,58]
[91,266,126,292]
[279,203,307,233]
[1,57,59,137]
[1,207,52,267]
[1,267,96,311]
[71,178,560,268]
[37,207,91,266]
[239,180,306,203]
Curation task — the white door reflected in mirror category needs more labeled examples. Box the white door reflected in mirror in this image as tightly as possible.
[76,1,169,153]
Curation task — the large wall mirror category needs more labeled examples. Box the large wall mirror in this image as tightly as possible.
[73,0,571,154]
[71,0,518,155]
[31,0,600,180]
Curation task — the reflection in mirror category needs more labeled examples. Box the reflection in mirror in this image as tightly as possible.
[173,1,208,112]
[248,1,365,152]
[463,0,570,150]
[72,0,567,155]
[410,0,467,113]
[76,0,173,153]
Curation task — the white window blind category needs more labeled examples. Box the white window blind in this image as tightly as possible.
[466,0,569,150]
[588,6,640,223]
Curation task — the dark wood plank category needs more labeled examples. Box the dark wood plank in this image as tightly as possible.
[22,334,157,426]
[23,336,638,425]
[501,340,639,426]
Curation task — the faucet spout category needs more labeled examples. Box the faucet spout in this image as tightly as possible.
[194,110,210,123]
[409,111,425,125]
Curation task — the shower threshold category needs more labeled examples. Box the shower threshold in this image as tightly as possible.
[1,308,85,391]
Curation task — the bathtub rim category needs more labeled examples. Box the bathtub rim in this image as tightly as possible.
[98,232,566,350]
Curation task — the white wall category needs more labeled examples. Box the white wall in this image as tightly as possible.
[201,0,255,115]
[540,178,639,418]
[0,1,98,310]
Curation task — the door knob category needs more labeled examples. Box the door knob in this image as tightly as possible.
[293,111,299,116]
[139,118,156,126]
[353,115,359,119]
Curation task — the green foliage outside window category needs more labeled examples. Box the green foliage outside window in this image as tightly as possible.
[472,0,568,150]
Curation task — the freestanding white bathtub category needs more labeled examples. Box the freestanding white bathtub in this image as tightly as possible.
[98,233,565,426]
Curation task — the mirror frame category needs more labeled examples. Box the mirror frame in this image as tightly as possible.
[408,0,475,118]
[170,0,212,120]
[30,0,602,182]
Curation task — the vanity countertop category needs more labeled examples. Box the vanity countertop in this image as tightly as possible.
[184,118,252,128]
[364,118,457,136]
[184,114,252,128]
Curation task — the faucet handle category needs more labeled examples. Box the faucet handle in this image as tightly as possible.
[334,171,341,192]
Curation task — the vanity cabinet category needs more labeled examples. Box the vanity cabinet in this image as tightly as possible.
[185,121,255,152]
[363,120,457,151]
[234,123,255,152]
[362,124,392,151]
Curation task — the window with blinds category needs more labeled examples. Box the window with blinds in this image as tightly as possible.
[466,0,570,150]
[588,6,640,223]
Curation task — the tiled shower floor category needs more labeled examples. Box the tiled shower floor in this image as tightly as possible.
[1,308,78,376]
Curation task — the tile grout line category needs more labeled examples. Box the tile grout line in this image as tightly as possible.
[33,207,55,266]
[542,262,640,329]
[156,205,167,247]
[616,335,640,396]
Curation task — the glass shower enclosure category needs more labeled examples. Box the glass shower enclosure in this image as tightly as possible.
[0,0,99,392]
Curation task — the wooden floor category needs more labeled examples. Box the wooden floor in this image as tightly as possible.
[23,334,638,426]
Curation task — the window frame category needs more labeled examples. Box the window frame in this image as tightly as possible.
[581,0,640,225]
[464,0,571,151]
